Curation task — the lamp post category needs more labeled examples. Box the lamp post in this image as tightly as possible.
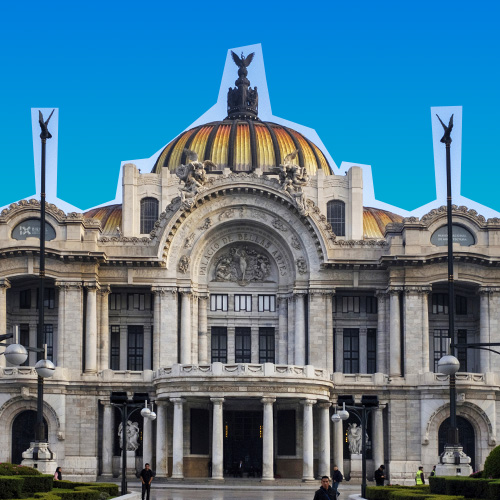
[332,396,380,499]
[110,393,156,496]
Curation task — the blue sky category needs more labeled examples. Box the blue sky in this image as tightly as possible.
[1,1,499,215]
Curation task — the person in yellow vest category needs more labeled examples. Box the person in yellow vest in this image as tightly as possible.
[416,466,425,485]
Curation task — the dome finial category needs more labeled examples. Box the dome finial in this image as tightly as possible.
[226,50,259,120]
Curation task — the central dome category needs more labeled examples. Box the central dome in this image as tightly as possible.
[151,119,332,176]
[152,50,331,176]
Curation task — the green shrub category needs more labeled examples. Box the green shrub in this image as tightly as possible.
[487,479,500,500]
[33,494,64,500]
[55,488,100,500]
[22,475,54,493]
[86,484,118,497]
[484,445,500,479]
[429,476,447,494]
[0,476,24,499]
[469,470,483,478]
[0,464,41,476]
[445,477,491,498]
[366,486,401,499]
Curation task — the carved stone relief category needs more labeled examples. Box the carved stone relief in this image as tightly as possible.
[178,255,190,274]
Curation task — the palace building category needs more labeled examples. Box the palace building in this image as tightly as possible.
[0,50,499,483]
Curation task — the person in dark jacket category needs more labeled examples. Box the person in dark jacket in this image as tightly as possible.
[374,464,386,486]
[313,476,336,500]
[332,465,343,496]
[139,463,155,500]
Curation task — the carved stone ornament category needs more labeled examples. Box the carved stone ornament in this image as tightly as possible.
[272,218,288,232]
[296,257,307,275]
[184,233,195,249]
[213,245,272,285]
[198,218,212,231]
[118,420,140,451]
[291,235,301,249]
[275,150,310,215]
[178,255,190,274]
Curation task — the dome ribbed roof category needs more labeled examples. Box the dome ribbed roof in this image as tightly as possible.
[151,120,331,176]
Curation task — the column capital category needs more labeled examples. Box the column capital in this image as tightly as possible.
[170,397,186,405]
[100,399,112,407]
[152,286,178,295]
[277,294,292,304]
[387,286,404,295]
[300,399,317,407]
[316,401,331,410]
[55,280,82,290]
[404,285,432,295]
[479,286,500,295]
[261,397,276,405]
[309,288,334,297]
[375,289,388,299]
[210,397,225,405]
[294,289,308,297]
[155,400,169,408]
[179,288,192,297]
[198,294,209,301]
[83,281,100,291]
[0,278,11,290]
[99,285,112,296]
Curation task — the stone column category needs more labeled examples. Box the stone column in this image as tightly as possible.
[294,291,307,366]
[277,295,288,364]
[301,399,316,481]
[180,291,192,364]
[191,293,199,364]
[332,410,344,471]
[198,295,209,364]
[287,296,295,364]
[325,292,334,373]
[479,288,491,373]
[56,282,66,368]
[143,412,153,466]
[98,286,111,371]
[421,288,431,373]
[155,402,168,477]
[0,279,11,368]
[152,287,178,369]
[171,398,185,479]
[101,400,114,477]
[372,406,384,471]
[318,402,331,478]
[389,287,402,377]
[375,291,388,374]
[261,397,275,481]
[84,282,99,373]
[211,397,224,480]
[308,291,328,369]
[359,328,368,373]
[489,289,500,373]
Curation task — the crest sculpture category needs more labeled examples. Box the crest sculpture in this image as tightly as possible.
[276,150,309,215]
[226,51,259,120]
[175,149,216,208]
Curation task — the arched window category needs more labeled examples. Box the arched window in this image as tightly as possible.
[327,200,345,236]
[140,197,159,234]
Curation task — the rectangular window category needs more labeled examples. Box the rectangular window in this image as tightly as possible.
[235,327,251,363]
[211,327,227,363]
[234,294,252,312]
[433,329,449,371]
[342,296,360,313]
[258,295,276,312]
[20,289,31,309]
[20,324,30,366]
[456,295,468,315]
[127,325,144,371]
[127,293,149,311]
[343,328,359,374]
[367,328,377,374]
[36,288,55,309]
[366,296,378,314]
[432,293,448,314]
[277,409,296,456]
[109,293,121,310]
[457,329,467,372]
[259,327,275,363]
[190,409,210,454]
[43,324,54,361]
[110,325,120,370]
[210,294,228,312]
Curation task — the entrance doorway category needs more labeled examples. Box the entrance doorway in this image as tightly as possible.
[438,416,475,471]
[11,410,48,464]
[223,410,263,477]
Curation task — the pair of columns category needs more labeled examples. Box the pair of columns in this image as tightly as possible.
[170,397,275,481]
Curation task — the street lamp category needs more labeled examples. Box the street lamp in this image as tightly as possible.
[110,393,156,496]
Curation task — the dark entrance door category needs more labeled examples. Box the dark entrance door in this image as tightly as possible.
[438,416,475,471]
[11,410,48,464]
[223,410,263,477]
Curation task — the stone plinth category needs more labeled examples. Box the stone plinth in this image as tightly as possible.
[22,441,57,474]
[350,454,362,479]
[120,450,137,477]
[435,445,473,477]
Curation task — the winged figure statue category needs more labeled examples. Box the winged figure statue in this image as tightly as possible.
[275,149,309,213]
[175,149,217,203]
[436,113,453,145]
[39,109,55,140]
[231,51,255,69]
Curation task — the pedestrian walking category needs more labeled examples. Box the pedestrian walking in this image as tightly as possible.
[53,467,62,481]
[374,464,386,486]
[416,466,425,485]
[313,476,336,500]
[332,465,343,497]
[140,463,155,500]
[430,465,436,477]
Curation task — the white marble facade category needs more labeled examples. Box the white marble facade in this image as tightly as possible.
[1,127,500,483]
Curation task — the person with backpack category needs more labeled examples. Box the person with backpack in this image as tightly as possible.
[332,465,343,497]
[313,476,336,500]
